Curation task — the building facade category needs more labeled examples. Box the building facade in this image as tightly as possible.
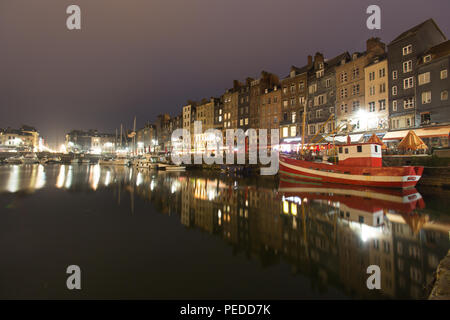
[307,52,350,140]
[416,40,450,127]
[335,38,386,133]
[388,19,447,130]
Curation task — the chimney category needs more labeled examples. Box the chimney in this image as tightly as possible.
[307,55,313,66]
[366,37,386,55]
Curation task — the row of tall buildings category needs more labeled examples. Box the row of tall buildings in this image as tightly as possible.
[65,19,450,155]
[152,19,450,154]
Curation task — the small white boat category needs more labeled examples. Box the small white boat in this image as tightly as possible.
[23,153,39,164]
[5,156,24,165]
[99,156,129,166]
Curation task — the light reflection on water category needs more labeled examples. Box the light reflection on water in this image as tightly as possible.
[0,164,449,299]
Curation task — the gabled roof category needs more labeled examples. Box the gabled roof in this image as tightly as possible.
[389,19,447,45]
[423,40,450,59]
[326,52,350,68]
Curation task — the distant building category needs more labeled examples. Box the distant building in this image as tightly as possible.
[0,126,40,151]
[65,129,115,154]
[155,114,171,153]
[388,19,447,130]
[136,123,156,154]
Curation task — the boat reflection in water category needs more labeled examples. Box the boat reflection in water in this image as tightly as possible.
[0,164,449,299]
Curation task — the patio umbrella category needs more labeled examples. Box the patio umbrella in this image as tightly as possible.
[367,133,387,149]
[398,130,428,151]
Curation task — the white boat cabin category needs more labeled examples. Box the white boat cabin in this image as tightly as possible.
[337,143,382,167]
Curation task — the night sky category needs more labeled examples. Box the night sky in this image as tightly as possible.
[1,0,449,147]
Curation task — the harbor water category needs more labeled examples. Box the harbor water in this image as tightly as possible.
[0,164,449,299]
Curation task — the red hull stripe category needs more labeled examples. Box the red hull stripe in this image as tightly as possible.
[280,159,421,188]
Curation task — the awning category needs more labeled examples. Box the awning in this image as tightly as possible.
[383,126,450,141]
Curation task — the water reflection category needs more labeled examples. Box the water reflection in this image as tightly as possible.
[0,164,449,299]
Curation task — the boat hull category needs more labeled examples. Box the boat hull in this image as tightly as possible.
[279,156,423,189]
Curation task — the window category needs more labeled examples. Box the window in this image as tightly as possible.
[352,100,360,111]
[403,77,414,89]
[340,103,348,113]
[292,112,296,123]
[379,99,386,111]
[283,100,288,107]
[345,148,349,154]
[316,69,324,78]
[290,126,296,137]
[379,68,386,78]
[392,70,398,80]
[421,113,431,125]
[340,88,348,99]
[404,97,414,109]
[309,125,316,135]
[402,45,412,56]
[283,87,288,94]
[441,69,448,79]
[329,107,334,114]
[318,94,326,105]
[325,78,331,88]
[369,71,375,81]
[299,81,305,90]
[352,84,360,95]
[421,91,431,104]
[418,72,430,85]
[290,84,295,93]
[340,72,348,83]
[309,84,317,94]
[244,118,248,125]
[403,60,413,73]
[423,55,432,63]
[441,90,448,101]
[392,86,398,96]
[290,97,295,106]
[393,100,397,111]
[370,85,375,96]
[380,83,386,93]
[282,127,289,137]
[299,96,306,105]
[352,68,359,79]
[316,109,321,118]
[239,119,243,126]
[339,147,343,153]
[369,102,376,112]
[357,146,362,152]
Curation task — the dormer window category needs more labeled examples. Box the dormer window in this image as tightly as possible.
[318,63,324,69]
[423,55,432,63]
[402,45,412,56]
[290,70,296,78]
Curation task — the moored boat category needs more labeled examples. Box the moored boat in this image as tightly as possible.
[5,155,24,165]
[22,153,39,164]
[280,142,423,189]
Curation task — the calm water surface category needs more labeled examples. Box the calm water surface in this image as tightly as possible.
[0,164,449,299]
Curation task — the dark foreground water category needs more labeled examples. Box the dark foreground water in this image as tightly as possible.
[0,164,449,299]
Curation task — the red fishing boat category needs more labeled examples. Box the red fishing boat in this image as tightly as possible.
[279,142,423,188]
